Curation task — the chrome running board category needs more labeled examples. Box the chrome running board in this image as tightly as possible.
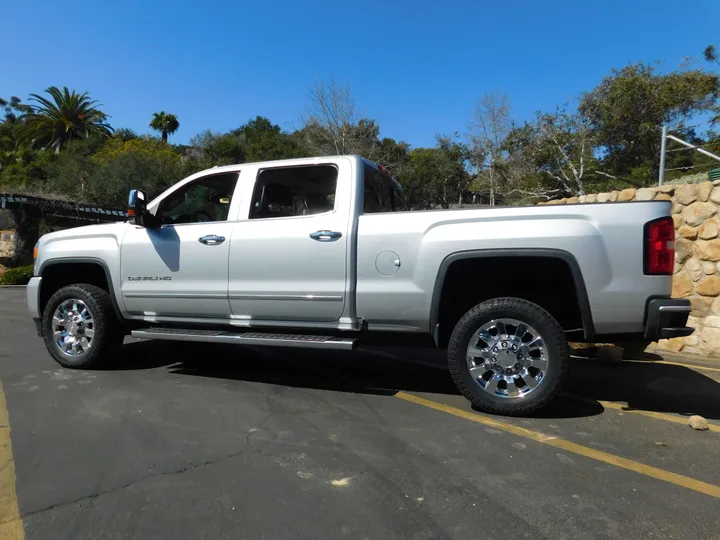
[131,327,357,350]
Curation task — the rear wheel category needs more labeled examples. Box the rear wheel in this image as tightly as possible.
[42,283,123,369]
[448,297,569,416]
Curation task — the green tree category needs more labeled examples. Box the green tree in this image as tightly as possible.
[704,45,719,66]
[18,86,113,153]
[402,137,469,209]
[579,63,719,183]
[113,128,139,142]
[367,136,411,179]
[149,111,180,142]
[1,97,38,178]
[0,96,32,123]
[704,45,720,126]
[504,107,601,197]
[188,130,245,167]
[231,116,301,162]
[86,138,182,206]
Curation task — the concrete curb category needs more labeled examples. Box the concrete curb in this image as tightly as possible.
[0,286,27,290]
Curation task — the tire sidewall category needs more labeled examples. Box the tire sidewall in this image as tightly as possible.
[42,285,109,367]
[449,299,568,414]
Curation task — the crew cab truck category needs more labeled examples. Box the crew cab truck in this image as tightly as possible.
[27,155,693,416]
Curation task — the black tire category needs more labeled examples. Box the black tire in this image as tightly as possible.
[448,297,569,416]
[42,283,124,369]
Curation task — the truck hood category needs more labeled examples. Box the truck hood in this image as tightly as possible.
[38,221,130,248]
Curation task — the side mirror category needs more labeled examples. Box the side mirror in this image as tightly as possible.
[127,189,151,227]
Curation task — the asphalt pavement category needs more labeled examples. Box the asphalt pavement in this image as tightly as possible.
[1,288,719,540]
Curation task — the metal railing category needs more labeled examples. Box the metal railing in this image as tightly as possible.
[658,125,720,185]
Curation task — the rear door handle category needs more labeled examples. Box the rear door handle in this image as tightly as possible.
[198,235,226,245]
[310,230,342,242]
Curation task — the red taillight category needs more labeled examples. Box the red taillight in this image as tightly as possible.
[644,216,675,275]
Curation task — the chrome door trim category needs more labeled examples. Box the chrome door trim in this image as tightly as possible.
[123,292,228,299]
[228,294,344,302]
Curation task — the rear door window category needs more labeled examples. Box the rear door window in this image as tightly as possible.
[249,164,338,219]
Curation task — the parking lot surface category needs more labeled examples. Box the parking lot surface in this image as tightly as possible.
[1,288,719,539]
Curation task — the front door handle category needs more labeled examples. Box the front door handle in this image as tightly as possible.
[198,235,226,245]
[310,230,342,242]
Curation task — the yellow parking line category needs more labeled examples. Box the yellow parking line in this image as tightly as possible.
[395,391,720,499]
[601,400,720,433]
[560,392,720,434]
[0,379,24,540]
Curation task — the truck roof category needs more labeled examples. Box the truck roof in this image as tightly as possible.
[191,155,369,178]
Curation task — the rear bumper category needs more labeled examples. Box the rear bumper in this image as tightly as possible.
[644,298,693,341]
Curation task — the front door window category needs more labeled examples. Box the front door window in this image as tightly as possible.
[156,172,238,224]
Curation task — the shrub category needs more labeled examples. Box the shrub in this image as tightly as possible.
[0,265,34,285]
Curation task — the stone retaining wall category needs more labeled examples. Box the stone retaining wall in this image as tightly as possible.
[0,230,14,260]
[541,181,720,357]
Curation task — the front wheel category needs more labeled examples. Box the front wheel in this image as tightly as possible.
[42,284,124,369]
[448,297,569,416]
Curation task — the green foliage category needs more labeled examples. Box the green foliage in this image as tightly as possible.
[0,265,34,285]
[88,138,183,206]
[189,130,246,167]
[705,45,718,65]
[231,116,302,162]
[18,86,113,153]
[187,116,305,170]
[149,112,180,142]
[402,137,469,208]
[1,96,32,123]
[579,63,719,183]
[113,128,140,142]
[1,97,35,172]
[504,108,601,197]
[368,137,411,178]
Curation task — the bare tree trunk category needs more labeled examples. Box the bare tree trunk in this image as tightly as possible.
[469,93,510,208]
[489,169,496,207]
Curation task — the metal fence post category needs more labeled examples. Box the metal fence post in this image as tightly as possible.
[658,125,667,186]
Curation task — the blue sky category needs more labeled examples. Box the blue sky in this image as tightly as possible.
[2,0,718,148]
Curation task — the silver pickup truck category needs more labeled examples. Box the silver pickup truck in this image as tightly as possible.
[27,155,693,415]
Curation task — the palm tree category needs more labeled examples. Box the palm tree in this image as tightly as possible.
[18,86,113,152]
[149,111,180,142]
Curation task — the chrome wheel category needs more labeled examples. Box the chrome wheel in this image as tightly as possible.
[52,299,95,357]
[466,318,549,399]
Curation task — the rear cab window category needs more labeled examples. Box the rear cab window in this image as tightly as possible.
[362,160,406,213]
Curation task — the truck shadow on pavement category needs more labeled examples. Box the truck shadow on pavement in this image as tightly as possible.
[565,357,720,420]
[116,340,720,421]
